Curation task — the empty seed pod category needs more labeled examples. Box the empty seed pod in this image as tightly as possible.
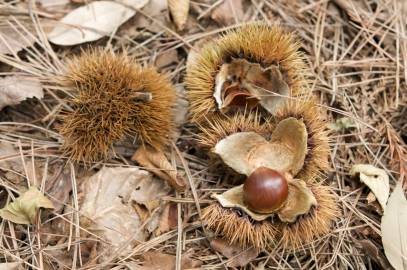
[59,49,176,163]
[186,23,308,121]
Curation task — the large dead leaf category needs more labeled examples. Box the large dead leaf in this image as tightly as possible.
[0,186,54,224]
[0,76,43,110]
[210,238,259,267]
[80,167,169,257]
[168,0,189,30]
[47,0,149,46]
[155,49,178,70]
[214,118,307,176]
[351,164,390,210]
[381,181,407,270]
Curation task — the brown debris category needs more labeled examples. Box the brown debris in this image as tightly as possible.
[210,238,259,267]
[132,146,186,191]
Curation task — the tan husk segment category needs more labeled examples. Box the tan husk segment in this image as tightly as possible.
[270,118,308,176]
[196,110,272,149]
[213,118,307,176]
[212,179,317,222]
[202,183,337,250]
[279,184,338,250]
[186,23,309,121]
[59,49,176,163]
[277,180,317,222]
[274,99,330,181]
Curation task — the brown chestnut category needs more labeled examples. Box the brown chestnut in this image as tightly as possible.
[243,167,289,213]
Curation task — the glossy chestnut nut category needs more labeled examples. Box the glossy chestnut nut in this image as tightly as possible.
[243,167,289,213]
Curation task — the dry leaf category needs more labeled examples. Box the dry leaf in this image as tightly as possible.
[211,0,244,26]
[168,0,190,30]
[210,238,259,267]
[351,164,390,210]
[38,0,69,11]
[0,76,43,110]
[0,186,54,224]
[381,181,407,270]
[80,167,168,257]
[155,49,178,69]
[132,146,186,191]
[356,239,391,269]
[134,0,168,31]
[155,202,178,235]
[0,141,25,186]
[134,251,202,269]
[47,0,149,46]
[174,85,189,128]
[0,24,36,55]
[0,263,20,270]
[44,166,72,213]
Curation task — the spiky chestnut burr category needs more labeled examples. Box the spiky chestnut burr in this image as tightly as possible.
[202,182,337,250]
[186,23,308,121]
[59,49,176,163]
[198,97,329,183]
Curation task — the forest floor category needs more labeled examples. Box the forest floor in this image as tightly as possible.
[0,0,406,269]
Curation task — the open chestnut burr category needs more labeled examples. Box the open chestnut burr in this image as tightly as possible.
[186,23,338,251]
[201,114,338,251]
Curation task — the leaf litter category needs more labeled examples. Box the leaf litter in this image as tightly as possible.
[0,0,406,269]
[351,164,390,210]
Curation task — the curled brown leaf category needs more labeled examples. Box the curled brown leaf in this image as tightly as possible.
[132,146,186,191]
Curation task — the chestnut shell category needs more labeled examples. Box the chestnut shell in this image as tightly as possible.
[243,167,289,213]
